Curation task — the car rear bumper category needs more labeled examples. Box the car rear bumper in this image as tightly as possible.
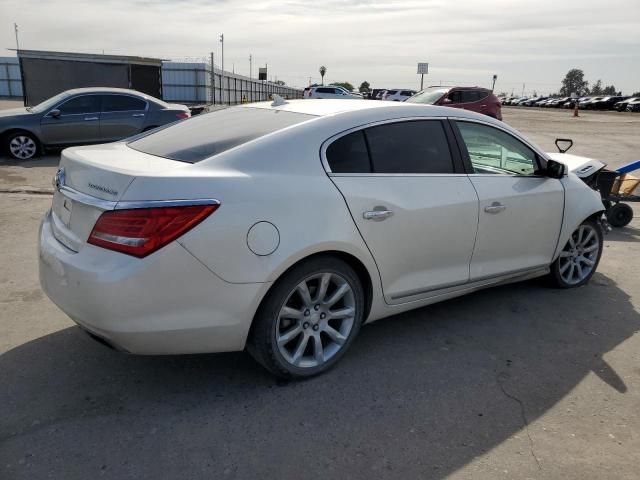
[38,210,266,355]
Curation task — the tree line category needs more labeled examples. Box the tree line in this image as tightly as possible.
[560,69,639,97]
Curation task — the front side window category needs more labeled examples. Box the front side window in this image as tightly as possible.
[456,122,539,175]
[57,95,101,115]
[405,87,448,105]
[366,121,454,174]
[317,88,333,94]
[102,95,146,112]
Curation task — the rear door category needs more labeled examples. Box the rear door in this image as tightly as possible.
[40,95,102,146]
[326,119,479,304]
[99,94,148,141]
[453,120,564,280]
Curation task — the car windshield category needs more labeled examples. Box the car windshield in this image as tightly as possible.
[128,106,315,163]
[30,92,72,113]
[405,88,449,105]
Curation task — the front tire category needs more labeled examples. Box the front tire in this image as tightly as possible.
[550,219,603,288]
[6,131,39,160]
[248,256,364,379]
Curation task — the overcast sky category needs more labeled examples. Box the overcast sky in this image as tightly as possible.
[1,0,639,94]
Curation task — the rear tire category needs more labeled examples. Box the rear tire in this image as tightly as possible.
[248,256,364,379]
[607,203,633,228]
[6,131,39,160]
[549,219,603,288]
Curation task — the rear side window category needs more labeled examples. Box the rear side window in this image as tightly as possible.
[317,88,334,94]
[366,121,454,173]
[128,107,314,163]
[326,131,371,173]
[102,95,146,112]
[386,90,398,95]
[401,91,414,96]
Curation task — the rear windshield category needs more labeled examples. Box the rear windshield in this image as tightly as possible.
[128,107,315,163]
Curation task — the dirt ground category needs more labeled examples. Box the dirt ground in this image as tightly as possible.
[1,100,639,480]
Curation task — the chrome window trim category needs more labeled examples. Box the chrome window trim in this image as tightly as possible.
[58,184,219,211]
[320,115,453,175]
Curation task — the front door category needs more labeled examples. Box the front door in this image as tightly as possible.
[99,94,148,142]
[40,94,102,146]
[453,120,564,280]
[326,120,479,304]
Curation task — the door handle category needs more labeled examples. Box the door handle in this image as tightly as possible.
[363,208,393,221]
[484,202,506,214]
[84,117,99,121]
[132,113,145,117]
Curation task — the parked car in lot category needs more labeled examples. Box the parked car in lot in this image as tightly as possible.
[39,98,607,378]
[303,86,362,99]
[614,97,638,111]
[547,97,570,107]
[521,96,548,107]
[588,96,627,110]
[406,86,502,120]
[1,87,190,160]
[579,97,605,109]
[382,89,417,101]
[627,99,640,112]
[563,97,589,108]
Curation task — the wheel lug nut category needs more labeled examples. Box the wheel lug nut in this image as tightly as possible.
[303,322,310,329]
[314,305,320,311]
[304,310,310,316]
[320,313,326,319]
[312,324,319,331]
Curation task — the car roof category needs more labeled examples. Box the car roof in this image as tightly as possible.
[61,87,159,100]
[243,98,497,122]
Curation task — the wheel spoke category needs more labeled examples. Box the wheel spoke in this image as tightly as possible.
[313,335,324,363]
[559,260,571,273]
[280,306,303,319]
[325,282,349,307]
[575,262,584,279]
[328,306,355,319]
[296,281,312,307]
[277,324,302,346]
[581,229,595,246]
[568,263,575,281]
[324,325,346,345]
[580,256,594,267]
[577,226,585,244]
[568,236,576,248]
[316,273,331,303]
[583,243,598,253]
[290,334,309,365]
[559,251,571,258]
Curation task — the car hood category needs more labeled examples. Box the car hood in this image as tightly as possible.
[547,152,606,178]
[0,107,33,119]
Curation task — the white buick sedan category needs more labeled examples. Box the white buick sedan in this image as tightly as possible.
[39,99,606,378]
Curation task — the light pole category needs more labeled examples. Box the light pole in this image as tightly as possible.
[249,54,252,79]
[219,34,224,104]
[14,23,20,50]
[492,74,497,92]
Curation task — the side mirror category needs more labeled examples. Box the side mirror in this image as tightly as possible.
[442,98,453,104]
[546,159,566,179]
[49,109,61,118]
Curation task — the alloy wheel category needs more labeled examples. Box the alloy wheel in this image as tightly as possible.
[9,135,37,159]
[558,224,600,285]
[275,272,356,369]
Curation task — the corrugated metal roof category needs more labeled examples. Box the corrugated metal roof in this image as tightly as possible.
[11,49,165,66]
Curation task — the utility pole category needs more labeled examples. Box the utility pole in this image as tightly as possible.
[249,54,252,79]
[219,34,224,104]
[210,51,215,105]
[491,74,497,92]
[14,23,20,51]
[522,83,525,97]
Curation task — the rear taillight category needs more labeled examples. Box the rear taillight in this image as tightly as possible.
[88,204,218,258]
[176,111,190,119]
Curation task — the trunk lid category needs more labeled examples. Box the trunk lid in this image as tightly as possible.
[51,142,190,251]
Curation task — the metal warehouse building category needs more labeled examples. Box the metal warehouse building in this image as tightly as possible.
[15,49,163,105]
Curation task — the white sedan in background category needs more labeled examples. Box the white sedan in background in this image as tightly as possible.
[39,98,606,379]
[382,89,417,101]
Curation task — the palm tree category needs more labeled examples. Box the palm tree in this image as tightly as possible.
[319,66,327,86]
